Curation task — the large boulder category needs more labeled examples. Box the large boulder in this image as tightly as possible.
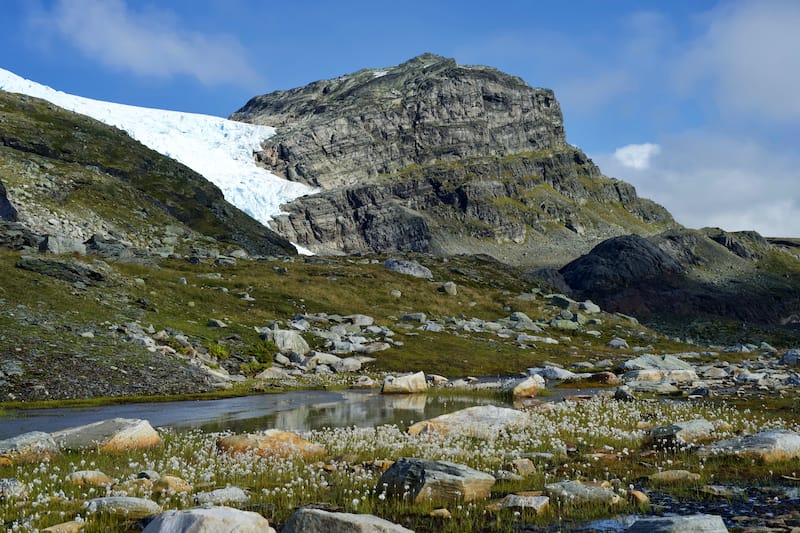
[84,496,161,519]
[384,258,433,279]
[143,506,275,533]
[697,429,800,463]
[407,405,528,437]
[51,418,161,453]
[39,235,86,255]
[216,429,325,458]
[378,458,495,503]
[382,372,427,394]
[626,514,728,532]
[0,431,60,465]
[283,508,413,533]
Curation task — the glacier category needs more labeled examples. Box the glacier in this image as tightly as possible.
[0,68,316,229]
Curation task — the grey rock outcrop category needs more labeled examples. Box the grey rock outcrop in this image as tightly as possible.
[16,256,112,286]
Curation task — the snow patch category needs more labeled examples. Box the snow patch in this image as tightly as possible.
[291,242,315,256]
[372,70,389,78]
[0,68,316,226]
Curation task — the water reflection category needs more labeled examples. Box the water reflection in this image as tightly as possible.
[0,390,507,438]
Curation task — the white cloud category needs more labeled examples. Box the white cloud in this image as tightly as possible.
[675,0,800,122]
[595,134,800,237]
[613,143,660,170]
[34,0,261,87]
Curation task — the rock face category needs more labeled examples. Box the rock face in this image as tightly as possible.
[282,508,413,533]
[378,458,495,503]
[143,507,275,533]
[51,418,161,453]
[233,53,565,189]
[233,53,672,264]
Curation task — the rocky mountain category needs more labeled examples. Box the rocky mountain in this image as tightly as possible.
[232,53,674,266]
[0,91,295,258]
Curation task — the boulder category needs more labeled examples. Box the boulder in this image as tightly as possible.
[65,470,114,487]
[626,514,728,532]
[500,493,550,514]
[0,178,17,221]
[333,357,362,373]
[345,314,374,327]
[579,300,601,314]
[193,486,249,506]
[528,367,578,381]
[407,405,528,437]
[143,506,275,533]
[51,418,161,452]
[607,337,629,349]
[620,354,695,372]
[378,458,495,503]
[267,329,310,356]
[0,431,60,465]
[39,235,86,255]
[781,348,800,365]
[216,429,325,458]
[544,481,620,506]
[0,221,41,250]
[151,475,192,495]
[647,419,716,446]
[385,258,433,279]
[382,372,427,394]
[84,496,161,519]
[440,281,458,296]
[283,508,413,533]
[504,375,546,397]
[697,429,800,463]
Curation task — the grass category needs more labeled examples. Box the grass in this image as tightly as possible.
[2,395,797,532]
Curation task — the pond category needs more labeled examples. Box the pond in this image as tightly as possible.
[0,389,507,438]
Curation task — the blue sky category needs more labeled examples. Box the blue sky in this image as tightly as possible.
[2,0,800,236]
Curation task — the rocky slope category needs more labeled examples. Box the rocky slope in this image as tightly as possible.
[232,53,674,265]
[0,91,295,258]
[556,229,800,336]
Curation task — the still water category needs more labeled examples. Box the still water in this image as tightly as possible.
[0,390,507,438]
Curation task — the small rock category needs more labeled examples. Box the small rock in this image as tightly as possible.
[608,337,629,349]
[84,496,161,519]
[649,470,702,484]
[545,480,620,505]
[194,486,249,506]
[66,470,114,487]
[429,508,452,519]
[152,475,192,495]
[501,493,550,514]
[440,281,458,296]
[628,489,649,505]
[207,319,228,328]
